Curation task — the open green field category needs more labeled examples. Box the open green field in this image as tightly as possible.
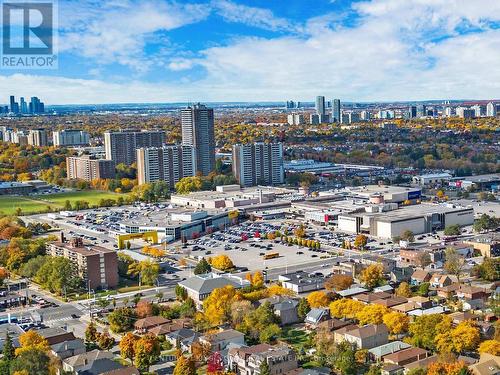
[0,190,127,215]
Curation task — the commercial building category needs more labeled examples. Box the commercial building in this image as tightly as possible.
[334,185,422,204]
[66,156,116,181]
[456,107,475,119]
[338,203,474,239]
[104,130,166,165]
[449,174,500,191]
[486,102,497,117]
[278,271,325,293]
[315,96,326,116]
[181,103,215,176]
[27,129,49,147]
[48,236,118,289]
[0,181,34,195]
[53,130,90,146]
[232,142,284,187]
[332,99,341,122]
[136,145,196,188]
[412,173,453,186]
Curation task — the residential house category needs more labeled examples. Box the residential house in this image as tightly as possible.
[343,324,389,350]
[305,308,330,328]
[403,355,439,373]
[449,311,478,325]
[333,325,358,345]
[337,286,368,298]
[353,292,392,304]
[317,318,352,333]
[165,328,200,352]
[469,353,500,375]
[62,350,139,375]
[134,316,170,333]
[199,329,245,352]
[178,273,250,307]
[374,285,394,294]
[407,296,433,309]
[373,297,408,308]
[229,344,298,375]
[383,347,428,366]
[37,327,77,346]
[389,267,412,284]
[381,363,404,375]
[51,338,86,360]
[410,270,431,285]
[430,273,456,288]
[368,341,411,361]
[285,367,331,375]
[259,296,300,325]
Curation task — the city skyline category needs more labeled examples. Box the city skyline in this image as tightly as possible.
[1,0,499,104]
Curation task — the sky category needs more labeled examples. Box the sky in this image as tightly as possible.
[1,0,500,104]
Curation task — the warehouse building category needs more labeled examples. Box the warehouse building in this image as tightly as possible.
[338,203,474,239]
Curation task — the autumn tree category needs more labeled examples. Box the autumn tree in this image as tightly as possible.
[85,321,99,344]
[408,314,450,351]
[306,291,330,308]
[329,299,364,320]
[400,230,415,242]
[353,234,368,250]
[203,285,238,326]
[134,334,160,371]
[395,282,412,297]
[427,360,468,375]
[383,311,409,336]
[119,332,139,362]
[324,274,353,291]
[416,251,432,269]
[359,263,384,288]
[209,255,234,271]
[135,300,153,318]
[15,330,50,356]
[436,320,480,354]
[478,340,500,356]
[173,354,196,375]
[98,331,115,350]
[207,351,224,374]
[191,341,211,362]
[356,304,389,325]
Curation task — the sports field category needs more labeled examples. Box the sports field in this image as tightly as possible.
[0,191,127,215]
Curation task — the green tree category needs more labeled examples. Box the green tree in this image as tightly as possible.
[10,349,50,375]
[34,256,81,295]
[175,176,203,194]
[472,258,500,281]
[259,359,271,375]
[175,285,188,301]
[194,257,212,275]
[400,230,415,242]
[108,307,136,333]
[85,321,98,344]
[334,341,357,375]
[259,324,282,344]
[444,224,461,236]
[297,298,311,320]
[417,282,430,297]
[2,332,14,361]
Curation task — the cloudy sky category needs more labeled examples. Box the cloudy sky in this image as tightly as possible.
[1,0,500,104]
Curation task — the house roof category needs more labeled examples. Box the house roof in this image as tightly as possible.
[305,308,329,324]
[64,349,114,368]
[354,292,392,303]
[134,316,169,329]
[179,273,248,295]
[37,327,76,346]
[229,344,272,358]
[101,367,140,375]
[468,353,500,375]
[383,347,427,363]
[373,296,407,308]
[201,329,244,343]
[317,318,352,332]
[407,296,430,304]
[51,338,85,354]
[368,341,411,358]
[403,354,438,370]
[338,286,368,297]
[79,359,126,375]
[344,324,388,340]
[148,322,184,336]
[392,302,418,313]
[411,270,431,281]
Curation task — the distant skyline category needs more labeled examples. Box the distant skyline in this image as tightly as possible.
[1,0,500,104]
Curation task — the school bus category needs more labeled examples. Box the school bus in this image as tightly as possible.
[262,252,279,260]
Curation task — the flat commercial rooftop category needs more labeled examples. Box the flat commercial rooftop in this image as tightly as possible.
[350,203,472,222]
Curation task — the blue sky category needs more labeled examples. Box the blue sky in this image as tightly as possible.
[1,0,500,104]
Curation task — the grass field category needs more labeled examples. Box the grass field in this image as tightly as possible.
[0,190,127,215]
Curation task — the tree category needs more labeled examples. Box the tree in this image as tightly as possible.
[175,176,203,194]
[135,300,153,318]
[15,331,49,356]
[415,251,431,269]
[128,260,160,285]
[202,285,238,326]
[119,332,139,362]
[173,354,196,375]
[9,349,50,375]
[134,334,160,371]
[472,258,500,281]
[209,255,234,271]
[3,332,14,361]
[356,304,389,325]
[324,274,353,291]
[207,351,224,374]
[383,311,409,336]
[259,359,271,375]
[193,257,212,275]
[259,324,282,344]
[252,271,264,288]
[191,341,211,362]
[359,263,384,288]
[175,285,188,301]
[34,256,81,295]
[444,247,466,283]
[478,340,500,356]
[408,314,449,351]
[417,282,430,297]
[427,361,468,375]
[329,299,364,320]
[444,224,461,236]
[97,331,115,350]
[108,307,136,333]
[473,214,499,232]
[293,225,306,238]
[297,298,311,320]
[436,320,480,354]
[307,291,330,308]
[85,321,99,344]
[366,365,382,375]
[395,282,412,297]
[353,234,368,250]
[400,230,415,242]
[231,300,254,326]
[334,341,357,375]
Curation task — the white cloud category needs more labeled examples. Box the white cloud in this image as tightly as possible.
[211,0,298,32]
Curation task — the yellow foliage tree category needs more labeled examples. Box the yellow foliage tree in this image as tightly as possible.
[478,340,500,356]
[15,330,50,356]
[435,320,480,353]
[329,299,364,319]
[395,282,412,298]
[356,304,389,325]
[306,291,330,308]
[210,255,234,271]
[252,271,264,287]
[202,286,238,326]
[382,311,409,335]
[266,284,296,297]
[359,263,384,288]
[427,360,468,375]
